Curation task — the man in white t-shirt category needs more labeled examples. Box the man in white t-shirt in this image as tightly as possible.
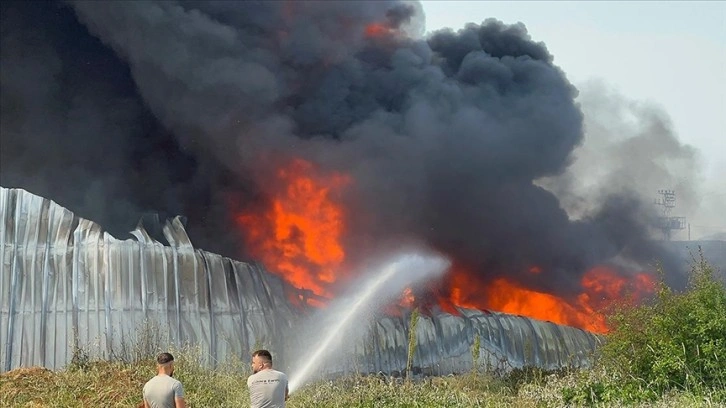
[247,349,289,408]
[143,352,186,408]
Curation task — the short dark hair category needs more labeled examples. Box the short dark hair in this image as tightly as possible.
[252,349,272,363]
[157,352,174,365]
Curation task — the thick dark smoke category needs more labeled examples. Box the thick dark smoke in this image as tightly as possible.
[0,1,247,255]
[0,1,685,299]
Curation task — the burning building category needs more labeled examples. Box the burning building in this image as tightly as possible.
[0,186,601,375]
[0,0,712,375]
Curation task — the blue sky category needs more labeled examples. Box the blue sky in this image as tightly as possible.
[420,1,726,237]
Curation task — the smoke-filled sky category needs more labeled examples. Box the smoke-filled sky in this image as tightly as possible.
[424,1,726,241]
[1,1,718,299]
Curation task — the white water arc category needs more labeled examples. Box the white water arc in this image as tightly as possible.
[287,252,450,393]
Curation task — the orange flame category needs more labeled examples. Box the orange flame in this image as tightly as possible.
[579,266,656,310]
[236,159,351,298]
[400,287,415,308]
[382,287,418,317]
[447,265,655,333]
[364,23,390,38]
[235,160,657,333]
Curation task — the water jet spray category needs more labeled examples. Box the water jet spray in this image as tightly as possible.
[286,250,450,393]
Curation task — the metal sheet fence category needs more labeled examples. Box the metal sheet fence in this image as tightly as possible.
[0,187,299,371]
[334,308,601,378]
[1,186,601,375]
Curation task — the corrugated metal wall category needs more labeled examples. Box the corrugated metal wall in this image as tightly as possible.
[1,186,601,375]
[337,308,601,378]
[0,187,300,371]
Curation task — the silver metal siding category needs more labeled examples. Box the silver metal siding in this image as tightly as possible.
[1,186,601,375]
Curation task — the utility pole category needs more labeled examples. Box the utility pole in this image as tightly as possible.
[654,189,686,241]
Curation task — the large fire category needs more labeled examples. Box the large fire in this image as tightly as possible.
[236,159,351,299]
[447,265,655,333]
[236,159,656,334]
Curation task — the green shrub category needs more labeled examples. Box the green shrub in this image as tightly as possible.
[596,254,726,402]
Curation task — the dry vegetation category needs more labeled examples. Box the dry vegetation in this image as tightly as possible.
[1,360,720,408]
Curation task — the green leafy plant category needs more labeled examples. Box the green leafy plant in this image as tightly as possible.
[471,332,481,373]
[594,253,726,402]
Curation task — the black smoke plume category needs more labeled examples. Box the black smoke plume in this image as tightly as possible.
[0,1,684,301]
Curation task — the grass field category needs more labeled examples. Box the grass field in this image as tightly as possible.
[0,357,721,408]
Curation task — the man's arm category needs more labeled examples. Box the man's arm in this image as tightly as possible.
[142,384,150,408]
[174,381,187,408]
[285,385,289,401]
